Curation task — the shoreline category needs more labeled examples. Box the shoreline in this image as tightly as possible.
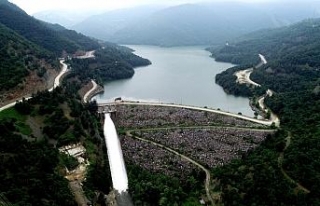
[82,80,104,103]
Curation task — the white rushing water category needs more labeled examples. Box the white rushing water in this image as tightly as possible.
[103,113,128,192]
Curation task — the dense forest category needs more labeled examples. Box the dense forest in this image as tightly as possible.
[0,40,153,204]
[0,81,112,205]
[0,0,101,97]
[2,0,320,204]
[0,1,156,204]
[209,18,320,205]
[0,0,99,55]
[0,15,152,205]
[127,164,204,205]
[0,45,153,205]
[0,23,54,90]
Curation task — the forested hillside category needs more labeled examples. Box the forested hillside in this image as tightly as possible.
[0,0,102,106]
[0,80,112,205]
[67,43,151,85]
[0,0,99,55]
[70,1,320,46]
[0,23,53,90]
[0,0,155,205]
[209,18,320,205]
[0,41,150,206]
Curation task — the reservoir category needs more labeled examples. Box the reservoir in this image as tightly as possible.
[95,45,253,116]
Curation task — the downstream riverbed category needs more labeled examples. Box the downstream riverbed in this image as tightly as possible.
[95,45,253,116]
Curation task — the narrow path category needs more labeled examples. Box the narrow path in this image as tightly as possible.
[126,131,215,206]
[69,181,90,206]
[278,133,310,193]
[83,80,98,103]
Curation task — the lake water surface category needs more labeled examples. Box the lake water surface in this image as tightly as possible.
[95,45,253,116]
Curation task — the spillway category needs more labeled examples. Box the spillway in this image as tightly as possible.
[103,113,128,192]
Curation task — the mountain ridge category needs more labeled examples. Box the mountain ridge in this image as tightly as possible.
[0,0,100,55]
[208,17,320,205]
[66,2,320,46]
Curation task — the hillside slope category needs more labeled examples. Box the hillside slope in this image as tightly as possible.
[209,18,320,205]
[71,5,163,41]
[0,0,99,54]
[212,18,320,93]
[0,0,150,107]
[70,2,320,46]
[0,22,61,105]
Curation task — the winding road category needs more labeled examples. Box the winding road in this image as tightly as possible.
[233,54,280,127]
[234,54,267,87]
[126,125,274,205]
[0,60,68,112]
[0,50,98,113]
[258,90,273,112]
[257,89,280,127]
[48,60,69,92]
[83,80,98,103]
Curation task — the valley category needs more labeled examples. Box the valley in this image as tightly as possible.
[1,0,320,205]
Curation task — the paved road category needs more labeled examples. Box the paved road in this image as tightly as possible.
[0,60,67,112]
[76,51,97,103]
[100,101,279,127]
[83,80,98,103]
[48,60,68,92]
[0,50,96,112]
